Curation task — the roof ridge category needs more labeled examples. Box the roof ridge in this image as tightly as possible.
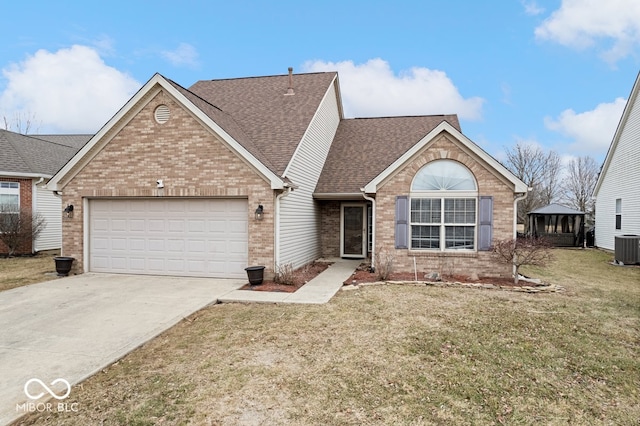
[166,78,224,113]
[195,71,337,83]
[344,114,457,120]
[29,134,87,150]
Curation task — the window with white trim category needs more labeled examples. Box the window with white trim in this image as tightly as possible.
[410,160,477,251]
[615,198,622,230]
[0,182,20,229]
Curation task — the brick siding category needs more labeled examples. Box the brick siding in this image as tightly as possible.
[320,132,516,279]
[0,178,34,255]
[376,133,514,278]
[60,90,276,276]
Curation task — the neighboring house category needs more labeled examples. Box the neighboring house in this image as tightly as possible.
[594,71,640,251]
[0,130,91,254]
[47,70,527,279]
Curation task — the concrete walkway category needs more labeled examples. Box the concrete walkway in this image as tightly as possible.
[220,258,360,304]
[0,259,360,425]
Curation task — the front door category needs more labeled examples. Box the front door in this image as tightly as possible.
[341,203,366,258]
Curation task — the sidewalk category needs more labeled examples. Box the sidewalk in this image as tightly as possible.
[219,258,361,304]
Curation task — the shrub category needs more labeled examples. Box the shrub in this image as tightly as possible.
[274,263,296,286]
[492,237,554,284]
[0,206,46,257]
[374,246,395,281]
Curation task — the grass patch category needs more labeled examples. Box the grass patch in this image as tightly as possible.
[0,250,59,291]
[14,248,640,425]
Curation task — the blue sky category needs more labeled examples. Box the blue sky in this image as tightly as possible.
[1,0,639,165]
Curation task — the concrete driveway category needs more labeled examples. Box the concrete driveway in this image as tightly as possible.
[0,273,245,425]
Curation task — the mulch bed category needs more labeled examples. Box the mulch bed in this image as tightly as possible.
[239,261,333,293]
[344,264,545,288]
[239,260,549,294]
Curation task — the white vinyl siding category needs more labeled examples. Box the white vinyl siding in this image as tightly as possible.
[34,182,63,251]
[89,198,248,278]
[595,80,640,251]
[278,81,341,269]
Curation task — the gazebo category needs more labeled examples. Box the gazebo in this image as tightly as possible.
[527,204,585,247]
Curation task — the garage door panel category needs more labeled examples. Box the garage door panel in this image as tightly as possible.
[187,220,206,233]
[90,199,248,278]
[111,238,127,251]
[130,239,146,251]
[129,258,146,271]
[148,239,165,251]
[110,257,128,271]
[229,241,248,255]
[167,239,185,253]
[130,219,146,232]
[168,220,184,232]
[186,239,206,254]
[148,220,165,233]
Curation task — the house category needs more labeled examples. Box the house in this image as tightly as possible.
[594,71,640,251]
[47,70,528,279]
[527,203,585,247]
[0,130,90,255]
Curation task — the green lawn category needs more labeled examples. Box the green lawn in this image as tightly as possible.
[15,248,640,425]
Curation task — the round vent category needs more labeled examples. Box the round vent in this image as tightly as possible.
[154,105,170,124]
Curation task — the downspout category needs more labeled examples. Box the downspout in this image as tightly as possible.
[32,178,45,253]
[513,190,530,238]
[361,191,376,271]
[274,185,293,271]
[513,190,530,278]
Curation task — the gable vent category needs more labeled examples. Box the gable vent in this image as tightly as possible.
[154,105,170,124]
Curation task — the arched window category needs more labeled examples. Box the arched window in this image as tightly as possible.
[410,160,478,250]
[411,160,477,191]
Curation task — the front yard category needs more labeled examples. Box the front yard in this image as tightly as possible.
[13,249,640,425]
[0,251,59,292]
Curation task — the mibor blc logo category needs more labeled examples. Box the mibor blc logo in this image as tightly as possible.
[16,378,79,413]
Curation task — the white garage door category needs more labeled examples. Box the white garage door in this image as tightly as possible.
[89,198,248,278]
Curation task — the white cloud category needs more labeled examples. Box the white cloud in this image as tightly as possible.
[535,0,640,63]
[0,45,140,133]
[522,0,545,16]
[302,58,484,120]
[161,43,199,68]
[544,97,626,154]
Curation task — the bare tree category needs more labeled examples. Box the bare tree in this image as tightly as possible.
[492,237,554,284]
[0,206,46,256]
[538,151,563,205]
[563,156,599,225]
[2,111,39,134]
[503,143,562,227]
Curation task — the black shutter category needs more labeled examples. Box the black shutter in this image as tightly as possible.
[395,196,409,249]
[478,196,493,251]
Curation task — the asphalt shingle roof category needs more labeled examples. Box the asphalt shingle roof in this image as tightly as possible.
[314,115,461,194]
[188,72,338,176]
[528,203,585,215]
[0,129,91,176]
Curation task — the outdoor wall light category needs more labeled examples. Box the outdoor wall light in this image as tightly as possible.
[63,204,74,219]
[254,204,264,221]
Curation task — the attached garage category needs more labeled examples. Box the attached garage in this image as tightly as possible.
[88,198,248,278]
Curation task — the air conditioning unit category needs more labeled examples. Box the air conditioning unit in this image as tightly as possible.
[614,235,640,265]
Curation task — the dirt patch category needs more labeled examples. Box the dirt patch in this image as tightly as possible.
[239,261,332,293]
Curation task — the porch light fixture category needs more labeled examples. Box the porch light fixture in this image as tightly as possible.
[63,204,74,219]
[254,204,264,221]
